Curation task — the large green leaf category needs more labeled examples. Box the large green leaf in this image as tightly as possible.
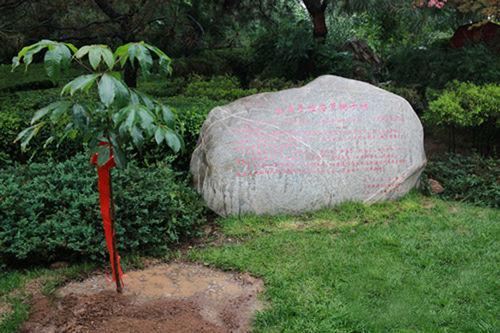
[101,47,115,70]
[115,42,171,74]
[31,101,71,125]
[154,127,165,145]
[161,105,175,127]
[96,144,111,166]
[74,45,92,59]
[44,44,72,81]
[107,73,130,108]
[124,106,137,129]
[130,126,144,145]
[49,101,71,123]
[110,134,127,168]
[144,43,172,73]
[61,74,100,96]
[98,73,116,107]
[137,106,155,132]
[165,130,182,153]
[15,123,44,150]
[12,40,62,71]
[31,104,54,125]
[88,47,102,70]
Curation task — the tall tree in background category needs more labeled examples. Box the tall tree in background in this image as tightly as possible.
[302,0,330,41]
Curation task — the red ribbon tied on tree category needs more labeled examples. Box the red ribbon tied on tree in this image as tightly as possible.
[90,142,124,285]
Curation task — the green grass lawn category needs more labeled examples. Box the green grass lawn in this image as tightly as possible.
[1,194,498,332]
[0,264,94,333]
[190,194,500,333]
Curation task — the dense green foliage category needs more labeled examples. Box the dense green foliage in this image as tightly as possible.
[424,81,499,153]
[425,153,500,208]
[0,154,205,267]
[192,195,500,332]
[386,44,500,89]
[425,81,500,127]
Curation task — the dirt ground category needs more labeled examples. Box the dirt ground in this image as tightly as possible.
[21,263,264,333]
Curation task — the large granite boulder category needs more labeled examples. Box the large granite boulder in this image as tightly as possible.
[190,75,426,216]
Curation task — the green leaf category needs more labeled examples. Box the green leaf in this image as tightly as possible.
[72,103,88,127]
[98,73,116,107]
[113,106,130,125]
[31,105,53,125]
[161,105,175,127]
[137,91,154,110]
[107,73,129,108]
[130,126,144,145]
[109,137,126,169]
[49,101,71,122]
[11,56,20,71]
[137,107,154,131]
[144,43,172,73]
[31,101,70,124]
[124,106,137,129]
[96,145,110,166]
[61,74,99,96]
[43,136,55,149]
[74,45,91,59]
[88,47,102,70]
[64,43,78,54]
[154,127,164,144]
[15,123,43,150]
[137,47,153,75]
[101,47,115,70]
[127,44,140,66]
[44,44,72,81]
[114,44,130,67]
[14,126,35,143]
[165,130,182,153]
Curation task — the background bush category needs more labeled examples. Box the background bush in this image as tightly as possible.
[424,153,500,208]
[386,43,500,89]
[0,154,205,267]
[0,88,84,165]
[423,81,499,154]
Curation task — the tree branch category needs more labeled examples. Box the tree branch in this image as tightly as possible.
[92,0,122,20]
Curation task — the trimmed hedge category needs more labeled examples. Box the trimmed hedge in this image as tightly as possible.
[0,155,205,266]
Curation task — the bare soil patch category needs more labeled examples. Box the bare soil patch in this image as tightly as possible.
[21,263,264,333]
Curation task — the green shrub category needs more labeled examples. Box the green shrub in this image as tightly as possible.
[424,154,500,208]
[173,48,253,81]
[0,155,205,266]
[139,76,188,97]
[0,63,82,92]
[248,77,304,91]
[0,89,83,164]
[424,81,499,128]
[183,75,257,101]
[423,81,499,153]
[380,84,426,113]
[386,43,500,89]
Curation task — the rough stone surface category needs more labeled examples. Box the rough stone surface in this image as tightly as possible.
[191,75,426,216]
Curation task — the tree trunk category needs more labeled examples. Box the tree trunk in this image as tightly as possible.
[311,10,327,41]
[124,62,138,88]
[302,0,329,42]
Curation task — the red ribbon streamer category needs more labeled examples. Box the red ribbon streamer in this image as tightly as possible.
[91,143,124,283]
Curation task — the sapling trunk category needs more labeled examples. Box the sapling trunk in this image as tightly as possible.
[108,169,123,293]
